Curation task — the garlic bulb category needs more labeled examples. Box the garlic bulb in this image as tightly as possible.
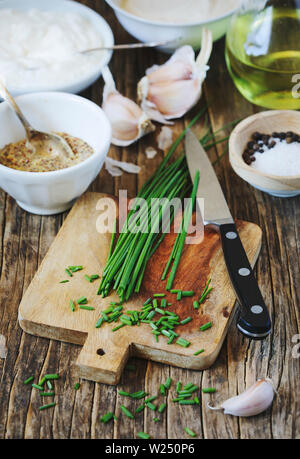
[138,28,213,124]
[208,379,275,417]
[102,66,155,147]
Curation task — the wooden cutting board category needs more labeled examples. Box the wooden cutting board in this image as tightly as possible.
[18,192,262,384]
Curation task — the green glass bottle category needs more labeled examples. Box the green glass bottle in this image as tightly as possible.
[225,0,300,109]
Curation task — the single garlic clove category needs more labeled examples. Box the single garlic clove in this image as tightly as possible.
[138,28,213,124]
[102,66,155,147]
[208,379,275,417]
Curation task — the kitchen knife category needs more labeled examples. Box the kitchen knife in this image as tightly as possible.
[185,130,271,340]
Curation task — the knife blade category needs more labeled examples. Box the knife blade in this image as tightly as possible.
[185,130,271,340]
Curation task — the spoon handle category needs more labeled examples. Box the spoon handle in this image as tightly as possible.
[0,81,34,139]
[81,39,180,53]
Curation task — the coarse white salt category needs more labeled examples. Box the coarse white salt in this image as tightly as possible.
[251,139,300,176]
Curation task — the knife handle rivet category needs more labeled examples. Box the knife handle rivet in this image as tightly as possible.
[251,305,264,314]
[238,268,251,277]
[226,231,237,240]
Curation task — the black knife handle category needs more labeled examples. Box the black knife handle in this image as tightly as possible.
[219,223,271,340]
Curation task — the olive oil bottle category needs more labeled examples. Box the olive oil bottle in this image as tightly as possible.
[226,0,300,109]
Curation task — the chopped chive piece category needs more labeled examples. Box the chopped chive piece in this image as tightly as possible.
[143,298,152,306]
[164,377,172,390]
[145,396,157,403]
[45,374,59,380]
[167,336,175,344]
[84,275,92,282]
[119,390,130,397]
[69,299,76,312]
[153,299,158,308]
[79,305,95,311]
[47,381,53,390]
[177,291,182,301]
[32,384,44,391]
[182,291,194,297]
[179,400,196,405]
[153,293,165,298]
[96,317,104,328]
[100,412,115,423]
[68,265,83,273]
[154,335,159,343]
[193,301,199,310]
[194,349,205,356]
[153,417,159,422]
[130,390,148,399]
[161,298,167,308]
[184,427,196,437]
[155,308,165,315]
[170,289,181,294]
[183,383,194,390]
[194,396,200,405]
[74,382,80,391]
[40,392,55,397]
[38,376,47,386]
[180,317,192,325]
[176,382,182,393]
[158,403,166,413]
[24,376,34,385]
[59,280,69,284]
[146,402,156,411]
[39,402,56,411]
[101,312,109,321]
[65,269,73,277]
[135,404,145,414]
[91,274,100,280]
[200,322,212,332]
[120,405,134,419]
[104,305,114,314]
[77,296,88,305]
[176,338,190,348]
[137,432,150,439]
[199,279,213,304]
[202,387,216,393]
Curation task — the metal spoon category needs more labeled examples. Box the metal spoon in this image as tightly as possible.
[80,38,182,53]
[0,81,74,159]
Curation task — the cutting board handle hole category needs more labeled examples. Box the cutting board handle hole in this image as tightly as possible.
[96,348,105,356]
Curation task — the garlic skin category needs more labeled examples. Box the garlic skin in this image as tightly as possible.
[102,66,155,147]
[208,379,275,417]
[138,28,213,124]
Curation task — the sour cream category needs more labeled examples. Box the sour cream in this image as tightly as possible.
[0,9,105,91]
[120,0,240,24]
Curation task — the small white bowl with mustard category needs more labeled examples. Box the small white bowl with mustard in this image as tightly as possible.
[105,0,240,50]
[0,92,112,215]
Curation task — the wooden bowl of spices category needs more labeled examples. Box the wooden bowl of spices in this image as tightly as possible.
[229,110,300,198]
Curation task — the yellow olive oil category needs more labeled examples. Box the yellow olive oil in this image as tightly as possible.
[225,7,300,109]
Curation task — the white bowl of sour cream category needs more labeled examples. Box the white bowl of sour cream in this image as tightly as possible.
[0,0,114,95]
[105,0,240,51]
[0,92,112,215]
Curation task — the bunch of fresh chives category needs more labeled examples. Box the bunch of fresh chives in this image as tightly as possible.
[98,157,190,303]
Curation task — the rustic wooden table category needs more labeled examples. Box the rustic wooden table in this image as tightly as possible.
[0,1,299,440]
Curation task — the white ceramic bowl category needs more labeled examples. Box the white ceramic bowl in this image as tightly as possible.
[105,0,239,51]
[0,0,114,95]
[0,92,112,215]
